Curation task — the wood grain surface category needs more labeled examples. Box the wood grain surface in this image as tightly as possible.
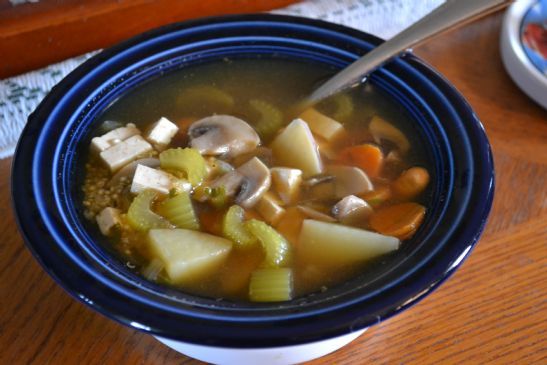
[0,0,298,78]
[1,10,546,365]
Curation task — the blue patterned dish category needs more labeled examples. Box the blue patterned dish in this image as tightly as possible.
[12,14,494,356]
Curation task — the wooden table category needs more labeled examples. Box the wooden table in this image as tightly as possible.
[1,10,546,365]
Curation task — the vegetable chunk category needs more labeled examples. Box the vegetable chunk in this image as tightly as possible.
[249,268,293,302]
[270,118,323,177]
[148,229,232,284]
[298,219,399,265]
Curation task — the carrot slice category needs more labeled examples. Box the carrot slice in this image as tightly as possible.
[360,185,392,207]
[392,167,430,200]
[338,144,384,177]
[369,202,426,240]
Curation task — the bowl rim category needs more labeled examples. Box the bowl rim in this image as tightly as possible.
[11,13,495,347]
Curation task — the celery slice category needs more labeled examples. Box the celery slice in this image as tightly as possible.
[127,190,172,231]
[249,268,293,302]
[222,205,257,247]
[157,191,199,230]
[317,93,354,122]
[245,219,291,268]
[159,147,207,187]
[248,99,283,140]
[331,93,354,121]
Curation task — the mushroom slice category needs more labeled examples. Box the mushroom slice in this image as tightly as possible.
[369,116,410,154]
[332,195,373,227]
[303,174,336,201]
[326,165,374,198]
[232,146,273,167]
[188,115,260,158]
[211,157,271,209]
[205,157,235,179]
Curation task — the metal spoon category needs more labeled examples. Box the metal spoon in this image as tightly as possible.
[304,0,513,108]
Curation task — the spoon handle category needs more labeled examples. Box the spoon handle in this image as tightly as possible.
[306,0,513,105]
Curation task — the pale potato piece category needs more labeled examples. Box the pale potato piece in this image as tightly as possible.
[298,219,399,265]
[300,108,345,143]
[270,119,323,177]
[148,229,232,284]
[270,167,302,205]
[256,191,286,226]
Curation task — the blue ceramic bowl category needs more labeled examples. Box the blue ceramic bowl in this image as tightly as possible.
[12,14,494,349]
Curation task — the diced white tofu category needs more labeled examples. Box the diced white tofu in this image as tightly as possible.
[100,135,153,172]
[256,191,286,225]
[90,123,141,154]
[271,167,302,205]
[130,164,190,195]
[96,207,122,236]
[145,117,179,150]
[300,108,345,143]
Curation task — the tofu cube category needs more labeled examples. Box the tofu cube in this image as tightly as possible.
[100,135,153,172]
[271,167,302,205]
[91,123,141,154]
[145,117,179,150]
[130,164,182,195]
[96,207,122,236]
[256,192,286,225]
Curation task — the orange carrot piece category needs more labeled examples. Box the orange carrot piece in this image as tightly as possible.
[337,144,384,177]
[392,167,430,200]
[360,185,392,207]
[369,202,426,240]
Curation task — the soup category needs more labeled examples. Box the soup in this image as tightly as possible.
[82,58,431,302]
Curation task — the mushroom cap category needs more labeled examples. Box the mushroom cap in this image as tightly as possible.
[211,157,271,209]
[332,195,373,226]
[326,165,374,198]
[235,157,271,208]
[188,115,260,158]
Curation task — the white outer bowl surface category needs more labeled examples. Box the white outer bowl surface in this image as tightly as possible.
[500,0,547,109]
[155,328,367,365]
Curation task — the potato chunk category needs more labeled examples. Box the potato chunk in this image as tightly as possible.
[148,229,232,284]
[300,108,345,143]
[298,219,399,265]
[270,118,323,177]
